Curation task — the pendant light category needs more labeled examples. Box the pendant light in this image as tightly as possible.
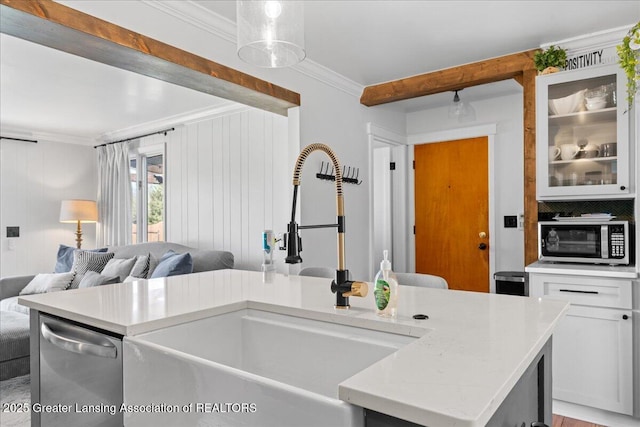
[237,1,306,68]
[449,90,466,118]
[448,90,462,118]
[448,89,476,122]
[449,89,476,122]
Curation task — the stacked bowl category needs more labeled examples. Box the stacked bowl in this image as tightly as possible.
[585,87,608,111]
[548,89,586,115]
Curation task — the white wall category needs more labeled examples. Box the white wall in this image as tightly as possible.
[61,1,406,280]
[406,92,526,273]
[160,107,290,271]
[0,139,97,276]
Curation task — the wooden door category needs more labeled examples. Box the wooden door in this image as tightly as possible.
[414,137,489,292]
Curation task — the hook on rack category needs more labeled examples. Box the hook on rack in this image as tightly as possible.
[316,161,362,185]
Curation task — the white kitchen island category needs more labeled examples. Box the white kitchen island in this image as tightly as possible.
[19,269,568,427]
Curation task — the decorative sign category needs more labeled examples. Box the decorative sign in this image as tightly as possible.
[564,46,618,71]
[565,50,603,70]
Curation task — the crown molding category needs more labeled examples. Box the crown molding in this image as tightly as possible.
[0,126,96,146]
[540,25,633,69]
[2,104,250,147]
[541,25,631,53]
[294,57,363,98]
[99,103,248,143]
[142,0,236,44]
[143,0,364,98]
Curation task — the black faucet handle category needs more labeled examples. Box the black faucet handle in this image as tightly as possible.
[284,222,303,264]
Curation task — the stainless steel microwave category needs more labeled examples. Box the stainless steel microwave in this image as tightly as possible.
[538,221,632,265]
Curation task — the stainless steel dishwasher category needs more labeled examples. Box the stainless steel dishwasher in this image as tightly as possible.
[39,313,123,427]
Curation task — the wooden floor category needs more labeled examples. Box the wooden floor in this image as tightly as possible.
[553,414,606,427]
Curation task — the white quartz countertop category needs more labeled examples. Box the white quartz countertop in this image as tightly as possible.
[525,261,638,278]
[19,269,568,427]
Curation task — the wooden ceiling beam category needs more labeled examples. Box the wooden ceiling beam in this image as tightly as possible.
[360,49,538,106]
[0,0,300,116]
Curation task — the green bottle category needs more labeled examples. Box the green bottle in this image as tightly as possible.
[373,250,398,318]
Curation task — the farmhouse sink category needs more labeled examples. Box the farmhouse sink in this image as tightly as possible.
[123,308,418,427]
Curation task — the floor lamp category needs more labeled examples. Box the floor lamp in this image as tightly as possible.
[60,200,98,249]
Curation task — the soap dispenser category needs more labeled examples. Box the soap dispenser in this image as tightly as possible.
[373,250,398,318]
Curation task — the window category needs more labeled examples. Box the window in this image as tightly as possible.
[130,148,165,243]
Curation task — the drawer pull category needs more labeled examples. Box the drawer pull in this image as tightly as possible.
[559,289,599,294]
[623,314,629,320]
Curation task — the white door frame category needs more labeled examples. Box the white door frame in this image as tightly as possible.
[407,123,497,291]
[367,123,408,280]
[372,145,392,270]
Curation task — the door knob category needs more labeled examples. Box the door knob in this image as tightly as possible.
[479,232,487,239]
[478,243,487,250]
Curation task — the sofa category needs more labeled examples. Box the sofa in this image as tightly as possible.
[0,241,234,380]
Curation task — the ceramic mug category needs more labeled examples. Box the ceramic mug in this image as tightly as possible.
[581,142,600,158]
[548,146,561,161]
[560,144,580,160]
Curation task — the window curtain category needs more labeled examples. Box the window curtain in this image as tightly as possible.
[97,142,131,247]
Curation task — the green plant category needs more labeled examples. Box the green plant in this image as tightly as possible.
[148,184,164,225]
[533,45,567,72]
[617,21,640,109]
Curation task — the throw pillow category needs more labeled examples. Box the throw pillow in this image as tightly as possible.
[54,244,108,273]
[78,271,120,288]
[20,272,74,295]
[69,250,115,289]
[101,257,136,282]
[147,253,161,278]
[129,254,150,278]
[150,250,193,278]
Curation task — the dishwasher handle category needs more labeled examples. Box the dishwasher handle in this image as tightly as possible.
[41,322,118,359]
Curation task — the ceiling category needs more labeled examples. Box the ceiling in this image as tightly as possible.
[1,1,638,142]
[0,33,231,143]
[203,1,638,86]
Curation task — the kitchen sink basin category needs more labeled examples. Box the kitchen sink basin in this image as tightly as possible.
[124,308,417,427]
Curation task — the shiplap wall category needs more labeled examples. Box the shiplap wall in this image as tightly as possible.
[156,108,290,271]
[0,139,97,277]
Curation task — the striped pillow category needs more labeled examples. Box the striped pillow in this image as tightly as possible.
[129,254,150,278]
[69,250,115,289]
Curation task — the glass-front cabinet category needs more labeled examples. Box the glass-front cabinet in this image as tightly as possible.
[536,64,630,200]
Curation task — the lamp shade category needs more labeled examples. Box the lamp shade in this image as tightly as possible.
[237,0,305,68]
[60,200,98,223]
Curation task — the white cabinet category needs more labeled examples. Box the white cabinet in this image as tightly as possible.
[529,273,634,415]
[536,64,631,200]
[552,305,632,414]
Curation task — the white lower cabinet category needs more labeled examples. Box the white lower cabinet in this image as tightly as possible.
[529,273,634,415]
[552,304,632,414]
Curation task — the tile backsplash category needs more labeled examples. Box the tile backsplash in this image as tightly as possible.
[538,200,634,221]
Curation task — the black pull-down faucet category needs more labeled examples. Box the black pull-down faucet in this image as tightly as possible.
[282,143,368,308]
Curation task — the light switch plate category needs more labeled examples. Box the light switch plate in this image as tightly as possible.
[6,226,19,238]
[504,216,517,228]
[518,212,525,230]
